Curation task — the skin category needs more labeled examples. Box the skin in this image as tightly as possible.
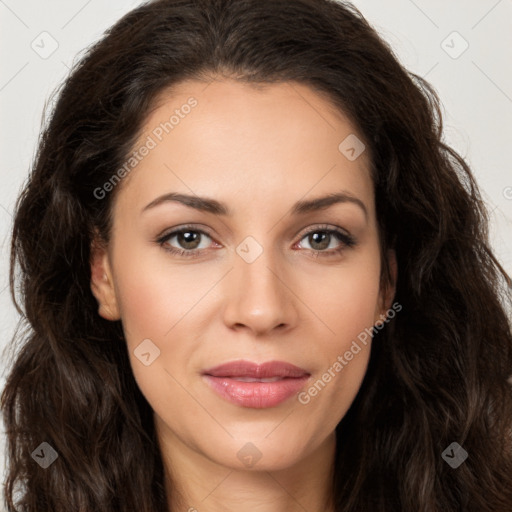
[90,78,397,512]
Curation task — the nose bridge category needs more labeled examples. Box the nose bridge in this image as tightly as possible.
[223,234,294,333]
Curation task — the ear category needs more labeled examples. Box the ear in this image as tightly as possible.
[375,248,397,324]
[90,233,121,321]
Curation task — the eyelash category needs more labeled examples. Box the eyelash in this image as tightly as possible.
[156,224,357,259]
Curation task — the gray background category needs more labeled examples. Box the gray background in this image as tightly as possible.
[1,1,511,508]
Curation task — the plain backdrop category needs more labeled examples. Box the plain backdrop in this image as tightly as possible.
[0,1,511,508]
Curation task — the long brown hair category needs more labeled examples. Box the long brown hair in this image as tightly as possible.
[2,0,512,510]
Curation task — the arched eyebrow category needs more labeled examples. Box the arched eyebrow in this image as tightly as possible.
[291,192,368,221]
[141,191,368,222]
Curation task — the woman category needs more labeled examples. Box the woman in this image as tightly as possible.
[2,0,512,510]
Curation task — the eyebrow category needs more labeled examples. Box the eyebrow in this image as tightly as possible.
[141,191,368,221]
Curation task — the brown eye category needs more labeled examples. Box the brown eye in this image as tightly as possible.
[157,227,215,258]
[297,226,356,257]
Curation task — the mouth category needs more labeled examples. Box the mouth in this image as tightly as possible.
[222,376,286,382]
[202,359,310,379]
[201,359,311,409]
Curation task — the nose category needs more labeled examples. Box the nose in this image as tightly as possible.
[222,243,298,337]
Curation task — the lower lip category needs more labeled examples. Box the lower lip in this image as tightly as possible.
[202,375,310,408]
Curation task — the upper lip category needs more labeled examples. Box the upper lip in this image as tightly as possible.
[202,360,310,378]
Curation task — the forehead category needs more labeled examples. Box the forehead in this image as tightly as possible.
[113,78,374,221]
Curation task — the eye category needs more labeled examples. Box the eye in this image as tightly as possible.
[156,225,215,258]
[295,225,357,258]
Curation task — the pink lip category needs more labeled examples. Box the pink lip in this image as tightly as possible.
[202,360,311,409]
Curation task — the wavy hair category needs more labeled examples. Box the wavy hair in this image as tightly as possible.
[2,0,512,510]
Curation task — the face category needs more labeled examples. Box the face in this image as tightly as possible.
[90,78,396,473]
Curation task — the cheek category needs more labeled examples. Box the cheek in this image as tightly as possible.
[298,307,374,435]
[112,265,196,411]
[115,272,172,341]
[297,254,380,412]
[307,252,382,339]
[111,235,196,340]
[110,241,216,391]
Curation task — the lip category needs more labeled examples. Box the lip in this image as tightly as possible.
[202,360,310,378]
[201,360,311,409]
